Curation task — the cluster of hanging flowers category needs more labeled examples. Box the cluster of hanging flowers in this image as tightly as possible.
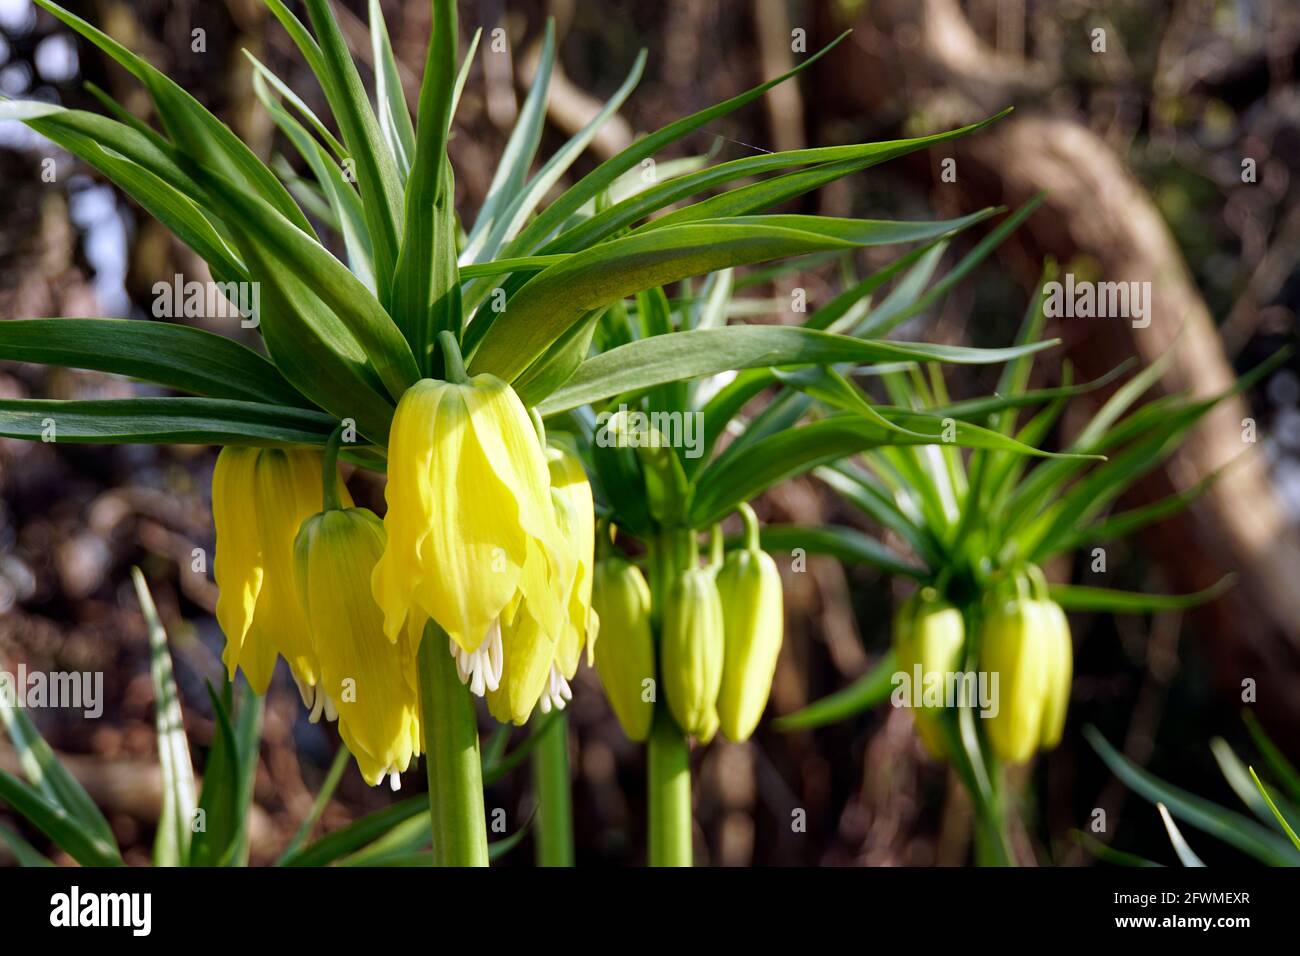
[212,337,598,787]
[890,566,1072,764]
[594,504,784,745]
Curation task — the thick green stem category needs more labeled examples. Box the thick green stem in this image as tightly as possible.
[532,712,574,867]
[645,527,696,867]
[417,620,489,866]
[647,706,692,866]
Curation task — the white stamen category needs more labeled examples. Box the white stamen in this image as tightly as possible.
[449,619,504,697]
[307,686,326,724]
[389,771,401,792]
[539,664,572,714]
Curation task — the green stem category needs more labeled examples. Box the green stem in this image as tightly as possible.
[437,330,468,383]
[417,620,488,866]
[532,712,574,866]
[647,706,692,866]
[281,744,350,859]
[645,527,696,867]
[321,424,345,511]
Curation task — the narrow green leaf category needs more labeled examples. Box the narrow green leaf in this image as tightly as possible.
[390,0,460,369]
[132,568,196,867]
[775,651,898,730]
[0,682,119,856]
[1242,710,1300,805]
[467,50,647,267]
[279,796,425,867]
[0,822,55,866]
[1156,803,1206,867]
[187,164,418,403]
[1084,725,1300,866]
[0,396,338,445]
[296,0,406,294]
[34,0,314,237]
[498,31,853,262]
[0,769,122,866]
[190,683,247,867]
[1250,767,1300,851]
[369,0,417,180]
[755,524,926,578]
[537,322,1054,415]
[1049,577,1235,613]
[463,20,555,261]
[0,319,305,406]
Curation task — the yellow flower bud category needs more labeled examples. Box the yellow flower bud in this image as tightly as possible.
[716,507,783,742]
[294,507,420,787]
[979,587,1072,765]
[213,446,351,700]
[1037,599,1073,750]
[893,588,964,759]
[661,566,724,739]
[592,557,655,741]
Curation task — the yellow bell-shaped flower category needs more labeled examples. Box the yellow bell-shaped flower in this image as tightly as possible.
[294,507,421,787]
[892,588,965,759]
[213,446,350,703]
[716,505,784,743]
[592,555,655,741]
[371,370,563,664]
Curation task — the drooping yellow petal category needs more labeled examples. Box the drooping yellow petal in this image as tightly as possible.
[248,449,331,694]
[485,603,554,726]
[214,447,273,693]
[295,508,419,786]
[371,381,442,642]
[547,446,597,678]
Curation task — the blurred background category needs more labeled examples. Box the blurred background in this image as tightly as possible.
[1,0,1298,865]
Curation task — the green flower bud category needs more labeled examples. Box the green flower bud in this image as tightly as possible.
[592,556,656,742]
[661,566,725,739]
[716,505,784,742]
[979,578,1073,764]
[892,588,964,759]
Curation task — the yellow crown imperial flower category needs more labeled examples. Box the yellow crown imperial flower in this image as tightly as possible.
[978,570,1073,764]
[892,587,965,759]
[716,504,784,743]
[592,554,655,741]
[372,336,564,693]
[294,506,421,788]
[661,562,725,741]
[213,446,351,708]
